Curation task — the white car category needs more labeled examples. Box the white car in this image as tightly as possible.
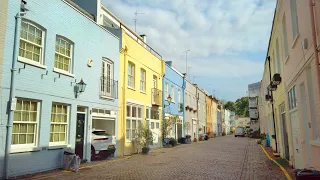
[91,129,116,159]
[234,127,245,137]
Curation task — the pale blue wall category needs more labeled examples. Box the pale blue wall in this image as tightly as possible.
[0,0,119,177]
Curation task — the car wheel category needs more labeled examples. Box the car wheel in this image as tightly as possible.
[91,146,96,161]
[235,135,237,137]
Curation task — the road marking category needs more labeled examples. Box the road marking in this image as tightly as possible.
[259,145,292,180]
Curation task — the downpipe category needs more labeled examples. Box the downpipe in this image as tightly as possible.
[4,11,25,179]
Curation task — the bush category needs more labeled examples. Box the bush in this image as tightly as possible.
[222,132,226,136]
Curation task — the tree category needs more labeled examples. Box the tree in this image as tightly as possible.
[163,115,179,138]
[136,123,153,148]
[235,96,249,117]
[224,101,236,111]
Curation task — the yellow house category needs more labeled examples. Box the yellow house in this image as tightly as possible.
[260,2,292,163]
[119,31,164,155]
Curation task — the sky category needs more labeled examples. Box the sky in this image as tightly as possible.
[102,0,276,101]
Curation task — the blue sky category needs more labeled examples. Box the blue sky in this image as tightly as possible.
[102,0,276,101]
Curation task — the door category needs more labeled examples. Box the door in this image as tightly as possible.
[299,83,312,167]
[177,123,182,139]
[192,119,197,139]
[290,110,303,169]
[280,104,289,160]
[75,113,86,159]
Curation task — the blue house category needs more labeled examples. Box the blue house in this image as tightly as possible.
[163,61,185,141]
[0,0,119,178]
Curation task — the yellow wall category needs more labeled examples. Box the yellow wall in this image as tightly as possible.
[118,30,164,155]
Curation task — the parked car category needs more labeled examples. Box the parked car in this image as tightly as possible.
[91,129,116,159]
[234,127,245,137]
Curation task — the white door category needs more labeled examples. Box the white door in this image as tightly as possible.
[290,110,303,169]
[299,83,312,167]
[147,108,160,144]
[192,119,197,139]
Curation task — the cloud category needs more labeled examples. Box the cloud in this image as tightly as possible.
[102,0,276,100]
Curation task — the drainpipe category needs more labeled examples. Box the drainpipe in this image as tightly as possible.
[267,56,278,152]
[162,74,165,145]
[4,9,26,179]
[309,0,320,101]
[182,78,185,137]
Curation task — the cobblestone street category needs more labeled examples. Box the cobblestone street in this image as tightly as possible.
[24,136,286,180]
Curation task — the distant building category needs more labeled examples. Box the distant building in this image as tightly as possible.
[248,82,260,131]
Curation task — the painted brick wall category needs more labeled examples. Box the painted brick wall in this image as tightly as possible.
[0,0,120,177]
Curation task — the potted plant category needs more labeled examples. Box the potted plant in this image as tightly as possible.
[136,123,153,154]
[169,138,178,147]
[260,133,267,146]
[213,133,216,138]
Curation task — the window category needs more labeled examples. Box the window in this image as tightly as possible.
[165,83,169,98]
[54,36,73,73]
[50,103,69,145]
[276,38,281,73]
[282,14,289,58]
[126,104,143,141]
[273,51,276,75]
[288,86,297,110]
[128,62,135,88]
[290,0,299,40]
[151,122,155,129]
[12,99,39,147]
[171,86,175,102]
[156,122,160,129]
[101,58,114,97]
[140,69,146,92]
[19,21,44,65]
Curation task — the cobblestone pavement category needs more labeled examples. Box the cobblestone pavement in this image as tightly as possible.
[23,136,286,180]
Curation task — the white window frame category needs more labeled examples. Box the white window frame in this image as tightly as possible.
[165,83,169,98]
[11,99,40,150]
[178,89,181,106]
[18,20,46,69]
[146,107,160,142]
[126,104,143,141]
[49,103,70,146]
[276,38,281,73]
[282,14,289,59]
[290,0,299,41]
[140,68,146,93]
[171,85,175,102]
[101,58,114,98]
[128,62,135,89]
[54,36,73,75]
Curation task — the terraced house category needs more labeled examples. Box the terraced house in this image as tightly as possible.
[0,0,120,178]
[259,0,320,170]
[184,80,198,140]
[163,61,185,140]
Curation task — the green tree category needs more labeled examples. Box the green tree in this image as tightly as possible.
[235,96,249,117]
[224,101,236,111]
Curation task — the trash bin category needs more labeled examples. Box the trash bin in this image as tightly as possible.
[295,169,320,180]
[63,150,76,170]
[186,135,191,144]
[180,137,186,144]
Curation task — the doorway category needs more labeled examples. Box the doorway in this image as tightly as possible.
[280,104,289,160]
[75,107,87,160]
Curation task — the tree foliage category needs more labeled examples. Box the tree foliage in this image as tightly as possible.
[223,101,236,111]
[163,115,179,138]
[136,123,153,147]
[234,96,249,117]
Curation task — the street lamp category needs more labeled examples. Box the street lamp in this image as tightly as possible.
[75,79,87,98]
[164,94,172,107]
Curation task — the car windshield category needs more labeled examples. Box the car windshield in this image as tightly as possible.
[92,131,111,136]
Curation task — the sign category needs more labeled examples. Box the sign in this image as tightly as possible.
[87,59,93,67]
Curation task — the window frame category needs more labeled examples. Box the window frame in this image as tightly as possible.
[126,104,143,141]
[49,103,70,146]
[11,99,40,150]
[101,58,114,98]
[128,62,135,89]
[165,83,169,98]
[171,85,175,102]
[54,36,74,75]
[140,68,146,93]
[282,14,289,59]
[290,0,299,41]
[18,20,46,68]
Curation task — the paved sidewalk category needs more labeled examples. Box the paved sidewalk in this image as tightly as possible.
[16,136,287,180]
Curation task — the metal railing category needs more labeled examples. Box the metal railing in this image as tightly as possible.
[151,88,162,106]
[100,76,118,99]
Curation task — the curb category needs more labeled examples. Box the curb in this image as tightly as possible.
[259,145,292,180]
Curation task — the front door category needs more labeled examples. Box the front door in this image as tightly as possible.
[280,105,289,160]
[290,110,303,169]
[75,113,86,159]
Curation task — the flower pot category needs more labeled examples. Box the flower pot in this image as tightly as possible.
[193,138,197,142]
[142,147,150,154]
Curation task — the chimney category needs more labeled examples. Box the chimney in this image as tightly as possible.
[165,61,172,67]
[140,34,147,43]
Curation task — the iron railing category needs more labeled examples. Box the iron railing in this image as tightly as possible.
[100,76,118,99]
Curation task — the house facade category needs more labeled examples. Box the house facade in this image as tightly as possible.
[259,0,320,170]
[216,104,222,136]
[206,95,213,137]
[184,80,198,140]
[224,109,231,134]
[0,0,120,178]
[163,61,185,140]
[197,88,206,135]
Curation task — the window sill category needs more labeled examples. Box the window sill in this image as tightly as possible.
[10,147,42,154]
[140,91,146,94]
[291,33,300,49]
[100,95,115,101]
[18,57,47,69]
[48,144,71,150]
[284,55,289,64]
[310,140,320,147]
[53,68,75,77]
[127,86,136,91]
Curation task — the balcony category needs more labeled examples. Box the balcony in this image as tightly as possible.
[100,77,118,99]
[178,103,184,112]
[152,88,162,106]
